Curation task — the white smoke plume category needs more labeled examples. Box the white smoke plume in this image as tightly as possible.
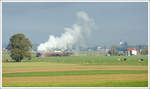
[37,11,95,53]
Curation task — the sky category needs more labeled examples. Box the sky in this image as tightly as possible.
[2,2,148,47]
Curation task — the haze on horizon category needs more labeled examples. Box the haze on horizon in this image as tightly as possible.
[2,2,148,48]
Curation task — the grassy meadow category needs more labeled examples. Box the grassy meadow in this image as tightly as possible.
[2,54,148,87]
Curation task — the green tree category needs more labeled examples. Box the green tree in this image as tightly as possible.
[140,48,148,55]
[7,33,32,62]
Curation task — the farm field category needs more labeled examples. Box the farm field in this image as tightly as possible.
[2,55,148,87]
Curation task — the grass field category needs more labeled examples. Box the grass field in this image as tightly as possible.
[2,54,148,87]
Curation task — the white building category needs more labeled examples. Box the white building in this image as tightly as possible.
[127,48,137,56]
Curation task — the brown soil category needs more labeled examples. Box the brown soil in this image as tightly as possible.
[3,66,147,74]
[3,74,148,84]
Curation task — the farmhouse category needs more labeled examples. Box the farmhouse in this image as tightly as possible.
[127,48,137,56]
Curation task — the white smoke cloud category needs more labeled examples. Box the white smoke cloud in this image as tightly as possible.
[37,11,95,53]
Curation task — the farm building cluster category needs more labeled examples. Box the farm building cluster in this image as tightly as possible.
[105,40,147,56]
[106,47,138,56]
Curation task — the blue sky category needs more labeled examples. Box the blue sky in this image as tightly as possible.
[2,2,148,47]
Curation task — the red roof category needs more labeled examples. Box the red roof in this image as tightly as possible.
[127,48,136,51]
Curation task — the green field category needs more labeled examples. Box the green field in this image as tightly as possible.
[2,54,148,87]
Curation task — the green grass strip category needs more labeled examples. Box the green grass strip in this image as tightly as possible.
[3,80,148,87]
[3,70,148,77]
